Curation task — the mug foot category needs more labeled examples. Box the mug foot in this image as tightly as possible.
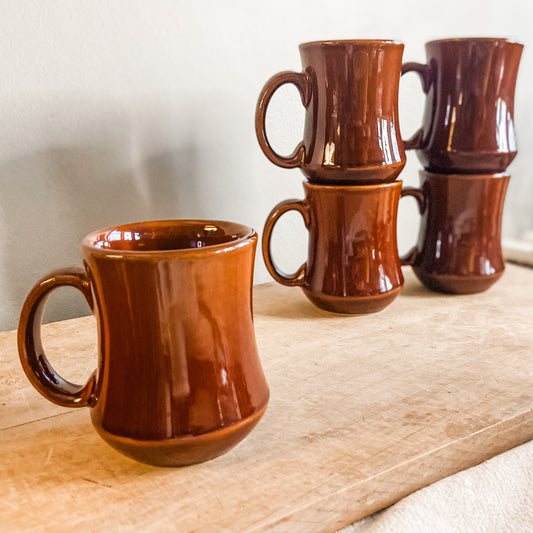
[92,402,268,467]
[413,267,504,294]
[302,285,402,314]
[303,160,405,185]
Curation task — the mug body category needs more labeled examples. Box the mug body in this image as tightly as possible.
[299,40,406,184]
[303,181,404,313]
[412,172,510,293]
[81,220,269,466]
[416,38,523,173]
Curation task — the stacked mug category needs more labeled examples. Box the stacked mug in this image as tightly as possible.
[400,38,523,293]
[256,40,410,314]
[257,38,524,313]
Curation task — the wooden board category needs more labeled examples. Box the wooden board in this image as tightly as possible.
[1,264,532,532]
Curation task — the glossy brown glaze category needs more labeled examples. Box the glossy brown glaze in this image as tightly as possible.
[263,182,404,314]
[18,220,269,466]
[402,172,510,294]
[403,38,523,173]
[256,40,406,184]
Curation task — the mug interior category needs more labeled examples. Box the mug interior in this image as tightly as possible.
[426,37,523,47]
[299,39,402,50]
[85,220,253,252]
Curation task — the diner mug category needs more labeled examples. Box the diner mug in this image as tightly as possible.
[262,181,405,314]
[256,40,406,184]
[18,220,270,466]
[401,172,510,294]
[402,38,523,173]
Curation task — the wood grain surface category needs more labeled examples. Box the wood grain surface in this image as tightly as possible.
[1,265,532,532]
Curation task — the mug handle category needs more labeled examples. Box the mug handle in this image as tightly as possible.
[400,187,426,266]
[17,267,97,408]
[262,199,310,286]
[255,71,312,168]
[401,62,432,150]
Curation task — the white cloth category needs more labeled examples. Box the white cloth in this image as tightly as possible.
[341,439,533,533]
[503,232,533,267]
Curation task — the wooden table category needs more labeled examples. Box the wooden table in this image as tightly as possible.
[1,265,532,532]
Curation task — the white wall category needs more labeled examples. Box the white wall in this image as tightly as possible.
[1,0,531,330]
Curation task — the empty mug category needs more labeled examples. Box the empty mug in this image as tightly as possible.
[18,220,270,466]
[256,40,406,184]
[401,172,510,293]
[402,38,523,173]
[262,182,405,314]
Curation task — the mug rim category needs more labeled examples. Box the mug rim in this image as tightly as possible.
[303,180,402,191]
[421,171,511,180]
[426,37,523,47]
[81,219,256,257]
[300,39,402,49]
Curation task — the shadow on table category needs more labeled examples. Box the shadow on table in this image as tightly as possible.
[253,277,439,320]
[254,301,342,320]
[400,278,434,298]
[253,290,354,320]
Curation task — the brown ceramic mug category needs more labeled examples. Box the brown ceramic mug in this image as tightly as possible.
[402,38,523,173]
[18,220,269,467]
[256,40,406,184]
[262,182,406,314]
[401,172,510,294]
